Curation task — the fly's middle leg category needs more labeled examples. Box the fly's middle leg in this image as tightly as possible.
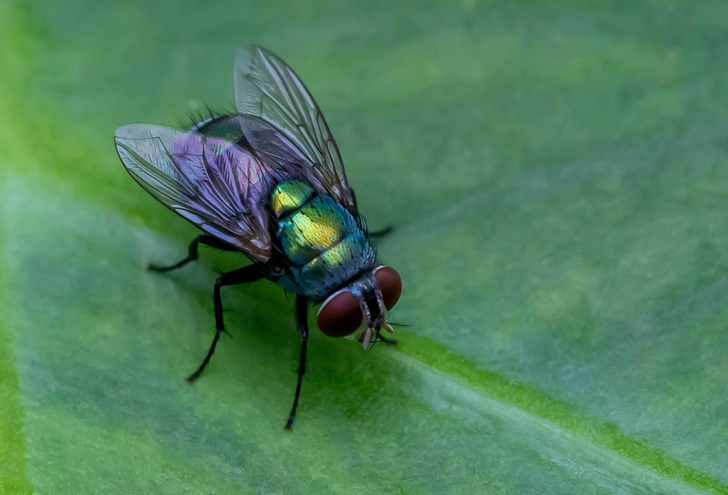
[285,295,309,430]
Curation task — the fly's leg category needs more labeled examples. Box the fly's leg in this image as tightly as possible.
[369,226,394,238]
[377,334,398,346]
[349,188,394,239]
[187,264,265,382]
[148,235,237,272]
[285,295,309,430]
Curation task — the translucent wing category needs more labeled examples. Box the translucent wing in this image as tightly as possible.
[114,124,273,262]
[234,45,355,209]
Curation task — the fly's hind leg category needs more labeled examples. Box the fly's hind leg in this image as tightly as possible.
[285,295,309,430]
[186,264,265,382]
[148,235,236,272]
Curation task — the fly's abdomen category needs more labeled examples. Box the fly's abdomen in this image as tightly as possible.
[271,181,376,299]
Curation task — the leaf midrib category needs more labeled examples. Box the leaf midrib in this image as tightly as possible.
[395,331,728,494]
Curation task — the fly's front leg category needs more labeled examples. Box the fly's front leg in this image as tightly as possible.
[186,264,265,382]
[369,226,394,238]
[377,334,398,346]
[349,188,394,239]
[285,295,309,430]
[149,235,237,272]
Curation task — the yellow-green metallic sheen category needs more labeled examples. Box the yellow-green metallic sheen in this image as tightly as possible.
[271,181,315,218]
[303,232,372,276]
[272,180,377,300]
[277,195,358,266]
[280,230,376,300]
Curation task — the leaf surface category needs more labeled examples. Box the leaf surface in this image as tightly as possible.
[2,1,728,493]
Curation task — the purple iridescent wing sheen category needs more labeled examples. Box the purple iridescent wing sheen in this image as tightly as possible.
[234,45,355,210]
[114,124,273,262]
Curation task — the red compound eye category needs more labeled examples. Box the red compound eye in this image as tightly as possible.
[375,266,402,310]
[317,290,363,337]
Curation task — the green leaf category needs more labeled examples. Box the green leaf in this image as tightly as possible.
[3,1,728,493]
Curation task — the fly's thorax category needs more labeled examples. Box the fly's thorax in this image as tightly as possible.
[192,114,249,146]
[271,180,376,300]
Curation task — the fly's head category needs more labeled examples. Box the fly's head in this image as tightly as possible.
[316,266,402,349]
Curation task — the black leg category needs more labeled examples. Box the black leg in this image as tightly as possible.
[149,235,237,272]
[377,334,398,346]
[186,264,264,382]
[350,188,394,239]
[369,225,394,238]
[285,295,309,430]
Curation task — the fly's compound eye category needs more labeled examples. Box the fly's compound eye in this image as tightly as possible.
[374,266,402,310]
[317,290,363,337]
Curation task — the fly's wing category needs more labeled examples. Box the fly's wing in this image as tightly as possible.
[234,45,355,210]
[114,124,273,262]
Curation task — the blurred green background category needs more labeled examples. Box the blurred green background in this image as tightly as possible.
[2,0,728,493]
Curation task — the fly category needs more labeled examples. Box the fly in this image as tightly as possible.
[114,46,402,429]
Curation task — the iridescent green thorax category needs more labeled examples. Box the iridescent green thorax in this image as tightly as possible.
[271,181,376,300]
[194,115,245,142]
